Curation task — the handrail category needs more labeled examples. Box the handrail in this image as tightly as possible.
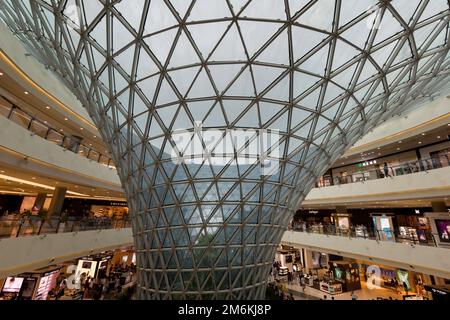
[0,94,115,169]
[316,152,450,188]
[289,222,442,248]
[0,215,130,239]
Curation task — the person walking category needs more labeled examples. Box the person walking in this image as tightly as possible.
[383,162,391,178]
[300,276,306,293]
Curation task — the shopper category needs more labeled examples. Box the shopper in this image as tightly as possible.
[56,279,67,300]
[300,277,306,293]
[83,276,92,299]
[403,281,408,295]
[383,163,391,178]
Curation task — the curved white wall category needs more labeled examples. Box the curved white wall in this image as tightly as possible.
[0,228,133,278]
[0,115,122,191]
[0,22,96,133]
[304,166,450,205]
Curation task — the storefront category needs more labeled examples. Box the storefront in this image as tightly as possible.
[329,261,361,293]
[371,214,395,241]
[0,266,60,300]
[425,212,450,248]
[396,214,431,244]
[62,199,128,218]
[75,253,113,282]
[424,285,450,301]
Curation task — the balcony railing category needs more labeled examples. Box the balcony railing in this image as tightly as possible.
[316,152,450,188]
[0,94,115,169]
[289,222,440,248]
[0,215,131,239]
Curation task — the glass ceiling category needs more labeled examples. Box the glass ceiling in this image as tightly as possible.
[1,0,449,300]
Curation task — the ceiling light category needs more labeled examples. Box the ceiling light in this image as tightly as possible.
[93,135,97,138]
[60,129,64,132]
[46,106,50,109]
[64,118,68,121]
[80,128,84,131]
[397,148,401,151]
[437,136,441,139]
[418,141,422,144]
[421,133,425,136]
[398,141,402,144]
[0,72,3,76]
[32,177,36,180]
[24,91,29,95]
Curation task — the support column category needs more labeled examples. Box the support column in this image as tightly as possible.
[47,187,67,217]
[33,193,47,211]
[431,201,447,213]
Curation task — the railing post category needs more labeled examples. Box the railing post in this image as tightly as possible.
[37,218,44,236]
[15,219,23,238]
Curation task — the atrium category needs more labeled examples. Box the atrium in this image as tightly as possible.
[0,0,449,304]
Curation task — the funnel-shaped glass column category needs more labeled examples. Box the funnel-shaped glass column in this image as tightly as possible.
[1,0,449,299]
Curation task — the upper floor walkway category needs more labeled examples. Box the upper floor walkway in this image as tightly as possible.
[0,215,132,278]
[0,105,122,192]
[305,164,450,206]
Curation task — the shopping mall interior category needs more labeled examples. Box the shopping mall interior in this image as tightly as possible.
[0,0,450,303]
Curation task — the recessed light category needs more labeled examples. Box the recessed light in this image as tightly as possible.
[46,106,50,110]
[64,118,68,121]
[24,91,29,95]
[421,133,425,136]
[32,177,36,180]
[397,148,401,151]
[0,72,3,76]
[44,121,48,124]
[80,128,84,130]
[437,136,441,139]
[418,141,422,144]
[398,141,402,144]
[93,135,97,138]
[60,129,64,132]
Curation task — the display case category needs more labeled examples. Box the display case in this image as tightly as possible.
[320,281,343,295]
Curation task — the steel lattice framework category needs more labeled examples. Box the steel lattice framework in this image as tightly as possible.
[1,0,450,300]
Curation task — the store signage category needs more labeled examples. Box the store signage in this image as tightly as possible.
[109,202,128,207]
[43,269,60,277]
[430,288,447,295]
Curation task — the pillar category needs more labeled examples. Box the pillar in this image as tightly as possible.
[431,201,447,213]
[33,193,47,211]
[47,187,67,218]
